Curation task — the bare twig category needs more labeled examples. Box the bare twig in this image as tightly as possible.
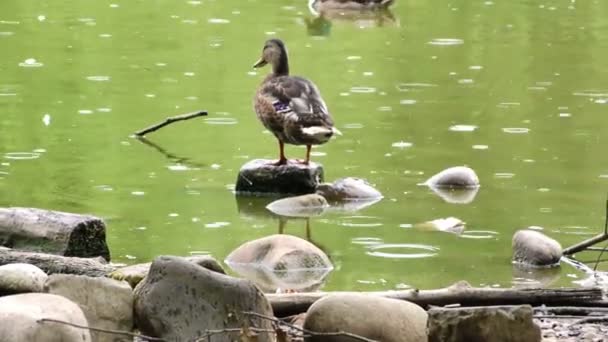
[134,110,208,136]
[193,327,275,342]
[563,198,608,257]
[592,198,608,271]
[242,311,378,342]
[534,306,608,316]
[37,318,165,341]
[571,316,608,325]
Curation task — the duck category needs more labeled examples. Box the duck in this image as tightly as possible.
[309,0,395,16]
[253,39,340,165]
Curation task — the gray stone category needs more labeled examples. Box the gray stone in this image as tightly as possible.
[225,234,333,292]
[235,159,324,195]
[108,255,225,288]
[425,166,480,189]
[303,293,427,342]
[316,177,382,201]
[512,229,562,266]
[0,293,91,342]
[0,263,47,296]
[44,274,133,342]
[428,305,541,342]
[0,207,110,260]
[266,194,328,217]
[133,255,275,342]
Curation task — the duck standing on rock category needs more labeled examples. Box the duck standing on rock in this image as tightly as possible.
[253,39,340,165]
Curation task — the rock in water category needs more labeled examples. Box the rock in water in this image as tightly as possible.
[108,255,225,288]
[133,256,274,342]
[316,177,382,201]
[0,207,110,260]
[225,234,333,292]
[235,159,324,195]
[0,293,91,342]
[303,293,427,342]
[0,263,48,296]
[44,274,133,342]
[428,305,541,342]
[266,194,329,217]
[425,166,480,189]
[512,229,562,267]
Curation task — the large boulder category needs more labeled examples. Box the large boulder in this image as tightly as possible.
[235,159,324,195]
[133,256,275,342]
[428,305,541,342]
[303,293,427,342]
[44,274,133,342]
[266,194,328,217]
[225,234,333,292]
[512,229,562,266]
[0,263,47,296]
[108,255,225,288]
[0,293,91,342]
[0,207,110,260]
[425,166,480,189]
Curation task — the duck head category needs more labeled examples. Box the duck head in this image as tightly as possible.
[253,39,289,76]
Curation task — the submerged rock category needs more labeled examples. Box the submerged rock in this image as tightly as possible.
[0,293,91,342]
[0,263,48,296]
[266,194,329,217]
[303,293,427,342]
[225,234,332,292]
[512,229,562,267]
[316,177,382,201]
[417,217,466,234]
[44,274,133,342]
[108,255,225,288]
[428,305,541,342]
[235,159,324,195]
[425,166,480,189]
[134,256,274,342]
[0,207,110,260]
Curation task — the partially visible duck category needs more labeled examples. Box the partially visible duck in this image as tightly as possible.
[309,0,394,16]
[253,39,340,165]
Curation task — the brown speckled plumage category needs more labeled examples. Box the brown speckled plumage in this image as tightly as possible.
[253,39,339,165]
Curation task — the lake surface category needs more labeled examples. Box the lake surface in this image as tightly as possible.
[2,0,608,291]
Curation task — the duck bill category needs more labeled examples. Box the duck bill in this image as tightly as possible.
[253,58,267,68]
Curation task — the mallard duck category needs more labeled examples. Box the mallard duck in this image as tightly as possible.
[253,39,340,165]
[309,0,394,15]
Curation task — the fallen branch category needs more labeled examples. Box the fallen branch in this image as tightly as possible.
[193,327,275,342]
[534,306,608,316]
[243,311,377,342]
[563,198,608,256]
[267,284,604,317]
[38,318,165,341]
[134,110,208,136]
[0,249,114,277]
[571,316,608,325]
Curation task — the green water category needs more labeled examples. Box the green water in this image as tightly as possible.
[2,0,608,291]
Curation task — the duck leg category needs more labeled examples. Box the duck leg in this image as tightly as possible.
[273,140,288,166]
[300,144,311,165]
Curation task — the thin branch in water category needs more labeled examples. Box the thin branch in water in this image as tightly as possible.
[135,136,207,168]
[242,311,378,342]
[134,110,208,136]
[593,197,608,271]
[37,318,166,341]
[571,316,608,325]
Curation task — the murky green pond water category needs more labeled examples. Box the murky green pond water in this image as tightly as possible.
[2,0,608,291]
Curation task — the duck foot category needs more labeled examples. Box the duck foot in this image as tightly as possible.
[270,158,288,166]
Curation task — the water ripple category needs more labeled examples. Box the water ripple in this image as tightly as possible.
[428,38,464,46]
[449,124,477,132]
[204,117,238,125]
[349,86,376,94]
[351,237,383,245]
[18,58,43,68]
[460,230,499,239]
[366,243,439,259]
[502,127,530,134]
[4,152,41,160]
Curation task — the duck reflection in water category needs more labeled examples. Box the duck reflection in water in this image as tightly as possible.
[306,0,397,36]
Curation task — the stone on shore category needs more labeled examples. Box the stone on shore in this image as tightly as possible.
[428,305,541,342]
[425,166,480,189]
[225,234,333,292]
[303,293,427,342]
[0,293,91,342]
[0,207,110,260]
[133,256,275,342]
[512,229,562,266]
[266,194,329,217]
[316,177,382,201]
[108,255,225,288]
[0,263,48,296]
[235,159,324,195]
[44,274,133,342]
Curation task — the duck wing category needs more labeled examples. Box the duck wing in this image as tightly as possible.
[260,76,333,126]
